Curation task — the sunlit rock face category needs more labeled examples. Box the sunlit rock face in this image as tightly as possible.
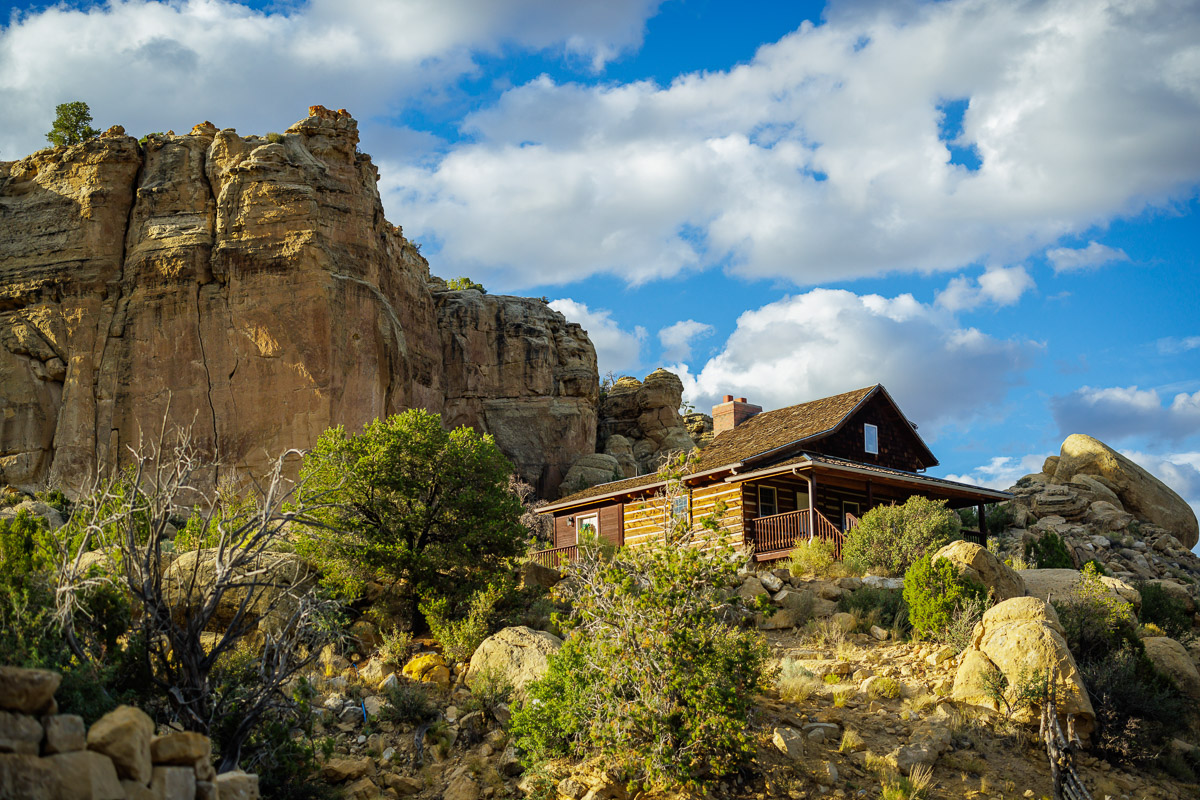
[0,107,597,497]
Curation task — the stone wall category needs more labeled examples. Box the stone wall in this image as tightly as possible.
[0,665,257,799]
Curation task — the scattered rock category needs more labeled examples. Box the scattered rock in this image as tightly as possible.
[772,727,805,760]
[0,667,60,715]
[403,653,451,690]
[321,756,375,783]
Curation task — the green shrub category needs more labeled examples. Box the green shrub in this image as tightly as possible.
[421,580,508,662]
[265,132,285,144]
[787,536,841,578]
[1052,562,1139,664]
[381,680,435,724]
[867,676,901,700]
[377,626,413,667]
[446,276,486,293]
[1136,581,1195,644]
[1024,531,1074,569]
[510,541,770,792]
[843,496,960,576]
[902,554,986,642]
[1079,648,1185,764]
[465,666,514,723]
[1081,558,1108,576]
[957,503,1014,533]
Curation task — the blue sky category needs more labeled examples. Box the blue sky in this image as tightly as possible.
[2,0,1199,530]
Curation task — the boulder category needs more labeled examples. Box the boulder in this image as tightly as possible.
[0,753,60,799]
[0,666,61,714]
[43,714,86,755]
[561,453,622,496]
[161,550,317,634]
[402,653,451,690]
[772,727,805,760]
[48,751,125,800]
[1085,501,1134,532]
[466,626,561,701]
[321,756,375,782]
[150,766,196,800]
[1069,475,1123,507]
[214,770,260,800]
[0,500,65,530]
[86,705,154,785]
[931,541,1024,602]
[519,560,562,590]
[1017,568,1140,611]
[444,774,480,800]
[1053,434,1199,548]
[952,597,1093,738]
[0,710,44,755]
[736,576,768,600]
[150,732,210,765]
[1142,637,1200,699]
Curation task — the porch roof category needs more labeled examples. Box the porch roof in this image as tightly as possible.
[728,452,1012,505]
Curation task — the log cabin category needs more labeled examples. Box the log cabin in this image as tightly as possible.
[533,384,1010,565]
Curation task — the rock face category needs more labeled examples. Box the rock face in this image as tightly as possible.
[0,108,596,497]
[596,369,696,479]
[1052,434,1198,548]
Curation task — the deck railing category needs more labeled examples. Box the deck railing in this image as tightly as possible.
[845,512,861,532]
[750,509,844,561]
[528,544,578,568]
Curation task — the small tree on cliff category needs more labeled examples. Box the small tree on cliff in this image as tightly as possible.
[46,101,100,147]
[295,409,525,624]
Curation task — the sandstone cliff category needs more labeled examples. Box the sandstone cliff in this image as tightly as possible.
[0,108,596,496]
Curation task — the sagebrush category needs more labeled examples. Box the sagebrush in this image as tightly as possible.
[843,496,960,576]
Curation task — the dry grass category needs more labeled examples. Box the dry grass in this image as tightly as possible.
[832,687,855,707]
[803,617,847,651]
[838,729,864,753]
[906,693,937,714]
[880,763,934,800]
[868,676,902,700]
[777,658,819,703]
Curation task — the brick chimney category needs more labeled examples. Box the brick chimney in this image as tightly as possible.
[712,395,762,436]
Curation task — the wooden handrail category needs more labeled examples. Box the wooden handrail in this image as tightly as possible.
[529,544,578,568]
[844,512,861,531]
[749,508,845,561]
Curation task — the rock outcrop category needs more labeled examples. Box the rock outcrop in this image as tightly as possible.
[0,108,596,497]
[596,369,695,479]
[1052,434,1198,548]
[466,626,562,701]
[930,540,1024,602]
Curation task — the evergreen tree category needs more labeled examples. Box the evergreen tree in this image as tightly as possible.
[47,101,100,147]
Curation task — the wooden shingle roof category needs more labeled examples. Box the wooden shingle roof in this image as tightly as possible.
[545,384,884,510]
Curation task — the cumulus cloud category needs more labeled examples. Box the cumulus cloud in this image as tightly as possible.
[0,0,663,158]
[1045,241,1131,273]
[943,452,1052,490]
[1051,385,1200,444]
[674,288,1036,430]
[936,265,1035,311]
[658,319,715,362]
[386,0,1200,288]
[549,298,645,377]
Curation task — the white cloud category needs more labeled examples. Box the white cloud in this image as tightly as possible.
[386,0,1200,288]
[658,319,714,362]
[1158,336,1200,354]
[675,288,1036,430]
[1051,385,1200,444]
[548,298,645,377]
[943,452,1052,490]
[0,0,663,158]
[1045,241,1130,273]
[936,265,1035,311]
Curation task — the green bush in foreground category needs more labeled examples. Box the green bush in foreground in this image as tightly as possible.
[902,554,987,642]
[787,535,841,578]
[510,541,770,792]
[1024,530,1074,569]
[843,496,960,577]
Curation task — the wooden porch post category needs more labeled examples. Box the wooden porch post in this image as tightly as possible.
[808,473,817,542]
[866,480,874,511]
[978,503,988,541]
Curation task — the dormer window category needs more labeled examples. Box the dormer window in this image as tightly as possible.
[864,423,879,455]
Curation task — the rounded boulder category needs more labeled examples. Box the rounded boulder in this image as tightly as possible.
[931,541,1024,602]
[466,626,562,701]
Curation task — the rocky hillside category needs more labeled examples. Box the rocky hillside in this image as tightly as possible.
[0,107,596,497]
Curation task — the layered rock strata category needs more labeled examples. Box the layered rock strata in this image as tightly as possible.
[0,108,596,496]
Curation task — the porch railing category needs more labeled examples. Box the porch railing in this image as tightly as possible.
[845,512,861,531]
[750,509,844,561]
[528,544,578,568]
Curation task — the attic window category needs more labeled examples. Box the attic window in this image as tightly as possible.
[864,423,879,455]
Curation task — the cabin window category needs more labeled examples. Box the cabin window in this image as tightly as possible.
[864,423,879,455]
[577,513,598,540]
[758,485,778,517]
[670,496,689,527]
[796,489,810,511]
